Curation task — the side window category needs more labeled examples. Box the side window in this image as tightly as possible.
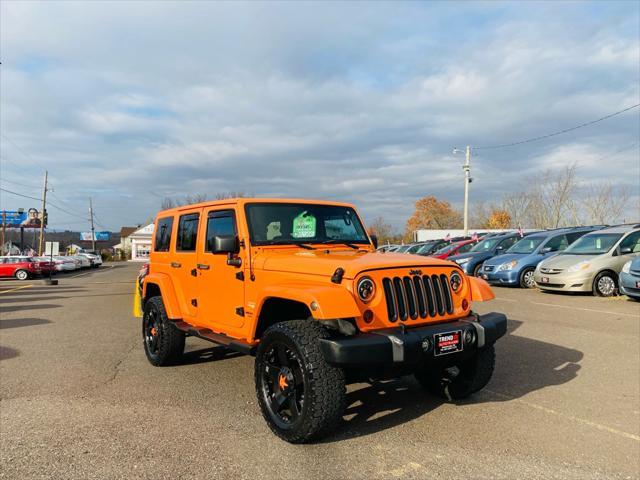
[499,237,517,250]
[154,217,174,252]
[176,213,200,251]
[619,231,640,253]
[545,235,568,252]
[206,210,237,252]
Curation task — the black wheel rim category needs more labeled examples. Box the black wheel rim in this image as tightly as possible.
[260,341,305,429]
[143,305,161,355]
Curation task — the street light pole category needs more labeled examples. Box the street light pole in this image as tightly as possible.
[89,197,96,252]
[38,170,48,255]
[463,146,471,236]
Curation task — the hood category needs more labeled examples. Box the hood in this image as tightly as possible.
[450,251,493,262]
[484,253,530,267]
[540,253,600,269]
[255,249,454,279]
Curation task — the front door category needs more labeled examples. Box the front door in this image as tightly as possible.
[196,208,245,333]
[172,210,201,323]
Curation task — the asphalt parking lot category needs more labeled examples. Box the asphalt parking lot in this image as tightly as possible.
[1,262,638,480]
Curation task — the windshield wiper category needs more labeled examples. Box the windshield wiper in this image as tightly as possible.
[321,239,360,249]
[263,240,315,250]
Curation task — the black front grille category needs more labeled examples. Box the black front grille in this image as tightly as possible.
[382,274,454,322]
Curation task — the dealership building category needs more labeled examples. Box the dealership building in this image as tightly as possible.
[115,223,154,261]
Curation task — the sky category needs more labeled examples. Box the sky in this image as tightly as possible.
[1,1,639,232]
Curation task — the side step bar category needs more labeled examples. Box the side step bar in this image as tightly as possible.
[172,321,255,355]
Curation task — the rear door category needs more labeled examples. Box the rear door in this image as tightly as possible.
[0,258,9,277]
[196,207,245,332]
[172,209,202,322]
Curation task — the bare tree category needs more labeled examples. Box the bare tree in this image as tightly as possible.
[501,192,532,228]
[367,217,400,245]
[583,182,630,224]
[214,191,251,200]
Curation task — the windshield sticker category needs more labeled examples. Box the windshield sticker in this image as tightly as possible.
[292,211,316,238]
[596,238,601,249]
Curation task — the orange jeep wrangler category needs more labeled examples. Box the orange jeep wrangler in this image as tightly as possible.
[135,198,507,443]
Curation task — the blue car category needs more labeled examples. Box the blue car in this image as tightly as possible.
[449,232,533,277]
[620,256,640,301]
[480,227,600,288]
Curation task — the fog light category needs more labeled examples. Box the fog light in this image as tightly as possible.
[363,309,374,324]
[464,329,475,345]
[421,337,431,352]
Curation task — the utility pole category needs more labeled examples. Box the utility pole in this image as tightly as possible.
[89,197,96,251]
[38,170,48,255]
[462,146,471,236]
[1,211,6,255]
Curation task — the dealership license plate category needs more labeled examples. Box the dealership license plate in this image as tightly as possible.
[434,330,463,356]
[541,276,550,283]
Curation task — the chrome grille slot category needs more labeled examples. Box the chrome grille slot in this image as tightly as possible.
[381,272,455,322]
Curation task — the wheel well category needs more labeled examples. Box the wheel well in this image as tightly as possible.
[255,298,312,339]
[144,282,161,305]
[594,269,619,285]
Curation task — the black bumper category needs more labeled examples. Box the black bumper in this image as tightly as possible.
[319,312,507,368]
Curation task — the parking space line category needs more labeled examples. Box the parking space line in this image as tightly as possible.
[0,284,33,295]
[67,265,115,279]
[530,301,639,318]
[486,389,640,442]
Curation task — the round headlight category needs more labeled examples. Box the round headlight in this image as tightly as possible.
[357,277,376,303]
[450,271,463,292]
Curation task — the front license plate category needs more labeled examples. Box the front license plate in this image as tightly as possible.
[541,276,550,283]
[434,330,463,356]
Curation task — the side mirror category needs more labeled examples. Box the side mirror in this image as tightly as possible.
[370,234,378,249]
[496,246,504,251]
[540,247,552,254]
[212,235,239,254]
[620,246,633,255]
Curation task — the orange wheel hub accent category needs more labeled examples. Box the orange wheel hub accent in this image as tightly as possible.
[150,327,157,336]
[278,374,288,390]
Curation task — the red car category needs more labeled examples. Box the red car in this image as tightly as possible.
[431,239,479,260]
[33,257,57,276]
[0,256,42,280]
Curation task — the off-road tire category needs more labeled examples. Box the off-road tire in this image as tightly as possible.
[255,320,346,443]
[593,271,617,297]
[415,345,495,400]
[473,263,483,277]
[142,296,185,366]
[519,268,536,288]
[14,269,29,281]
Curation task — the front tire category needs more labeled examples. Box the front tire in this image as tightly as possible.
[519,268,536,288]
[593,271,617,297]
[255,320,346,443]
[15,270,29,281]
[142,296,185,366]
[473,263,483,277]
[415,346,495,400]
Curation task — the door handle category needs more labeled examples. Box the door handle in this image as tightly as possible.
[197,264,210,270]
[170,262,181,268]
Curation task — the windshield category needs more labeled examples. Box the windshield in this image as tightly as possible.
[434,243,459,255]
[245,203,370,246]
[470,238,500,252]
[563,233,622,255]
[416,241,436,254]
[507,236,545,254]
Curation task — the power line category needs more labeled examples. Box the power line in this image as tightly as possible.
[475,103,640,150]
[0,187,87,220]
[0,134,49,171]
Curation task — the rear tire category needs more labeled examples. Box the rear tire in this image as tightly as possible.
[519,268,536,288]
[255,320,346,443]
[593,271,617,297]
[142,296,185,366]
[15,270,29,281]
[415,345,495,400]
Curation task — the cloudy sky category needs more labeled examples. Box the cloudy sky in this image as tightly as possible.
[1,1,638,232]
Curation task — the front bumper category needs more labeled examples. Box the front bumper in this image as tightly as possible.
[482,268,519,286]
[620,271,640,298]
[319,312,507,367]
[534,270,594,292]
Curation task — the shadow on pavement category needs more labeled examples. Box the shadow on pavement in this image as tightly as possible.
[0,318,51,329]
[0,346,19,361]
[177,346,244,365]
[323,318,582,442]
[0,304,61,314]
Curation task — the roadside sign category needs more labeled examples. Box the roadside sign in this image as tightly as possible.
[45,241,60,256]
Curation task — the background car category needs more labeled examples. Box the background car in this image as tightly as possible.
[0,256,42,280]
[481,227,599,288]
[535,224,640,296]
[70,255,91,269]
[431,238,479,260]
[78,252,103,267]
[449,232,531,277]
[415,239,451,256]
[620,257,640,301]
[33,257,57,276]
[52,256,78,272]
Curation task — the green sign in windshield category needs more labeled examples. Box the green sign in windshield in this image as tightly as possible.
[291,211,316,238]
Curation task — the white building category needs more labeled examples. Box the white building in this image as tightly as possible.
[129,223,154,261]
[413,229,514,242]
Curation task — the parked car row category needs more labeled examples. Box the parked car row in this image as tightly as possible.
[0,252,102,280]
[379,223,640,299]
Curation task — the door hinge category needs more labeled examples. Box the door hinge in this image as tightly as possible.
[235,271,244,281]
[235,307,245,317]
[191,299,198,307]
